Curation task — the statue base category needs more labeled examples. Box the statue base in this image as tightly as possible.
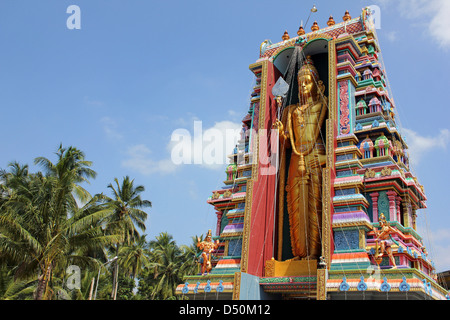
[265,258,317,277]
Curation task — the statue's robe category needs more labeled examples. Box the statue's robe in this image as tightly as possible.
[277,97,327,260]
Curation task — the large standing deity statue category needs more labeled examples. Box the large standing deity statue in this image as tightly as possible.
[273,55,328,260]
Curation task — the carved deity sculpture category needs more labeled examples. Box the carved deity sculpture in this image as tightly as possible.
[273,56,328,260]
[197,229,219,275]
[373,213,398,269]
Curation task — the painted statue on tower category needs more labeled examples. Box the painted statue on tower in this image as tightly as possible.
[373,213,398,269]
[197,229,219,275]
[273,55,328,260]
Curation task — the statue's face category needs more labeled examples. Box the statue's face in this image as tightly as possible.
[298,73,316,98]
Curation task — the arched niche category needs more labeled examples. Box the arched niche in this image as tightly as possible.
[272,37,333,262]
[272,38,330,76]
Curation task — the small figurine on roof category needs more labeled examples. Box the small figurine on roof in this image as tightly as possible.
[197,229,219,275]
[373,213,399,269]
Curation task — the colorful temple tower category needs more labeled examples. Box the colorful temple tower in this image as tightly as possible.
[176,8,450,300]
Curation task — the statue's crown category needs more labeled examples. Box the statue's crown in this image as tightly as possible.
[298,55,319,81]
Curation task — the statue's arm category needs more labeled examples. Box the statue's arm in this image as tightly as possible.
[273,118,288,146]
[389,225,398,235]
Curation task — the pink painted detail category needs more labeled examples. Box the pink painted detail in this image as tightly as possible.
[370,192,379,222]
[387,190,398,222]
[339,81,350,135]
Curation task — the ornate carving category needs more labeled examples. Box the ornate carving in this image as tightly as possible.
[357,276,368,292]
[359,229,366,249]
[264,258,275,277]
[328,41,337,121]
[223,189,232,198]
[339,81,350,134]
[365,168,376,178]
[316,268,328,300]
[380,166,392,177]
[212,192,220,200]
[232,272,241,300]
[334,229,359,250]
[378,191,389,216]
[240,178,254,274]
[322,166,331,267]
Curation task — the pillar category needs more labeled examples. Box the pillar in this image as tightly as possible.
[396,196,402,223]
[215,211,223,236]
[370,192,379,222]
[412,209,417,230]
[403,203,411,228]
[387,190,397,222]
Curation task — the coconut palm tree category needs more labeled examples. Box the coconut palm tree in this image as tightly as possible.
[0,265,36,300]
[0,146,120,300]
[147,232,184,300]
[101,176,151,243]
[179,235,202,276]
[99,176,151,299]
[34,144,97,205]
[119,234,150,280]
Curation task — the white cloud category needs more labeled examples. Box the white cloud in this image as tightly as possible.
[84,96,105,107]
[228,110,238,117]
[186,180,199,200]
[377,0,450,49]
[402,127,450,165]
[100,116,123,141]
[122,120,243,175]
[417,227,450,271]
[122,144,177,175]
[428,0,450,49]
[386,31,397,42]
[168,120,242,170]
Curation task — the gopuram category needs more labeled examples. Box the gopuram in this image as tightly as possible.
[176,7,450,300]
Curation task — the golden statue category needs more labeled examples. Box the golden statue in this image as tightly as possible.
[373,213,398,269]
[273,56,327,260]
[196,229,219,275]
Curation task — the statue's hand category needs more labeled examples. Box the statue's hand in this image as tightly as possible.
[272,120,284,133]
[276,96,283,108]
[307,156,319,169]
[307,154,326,168]
[273,120,287,140]
[318,154,327,166]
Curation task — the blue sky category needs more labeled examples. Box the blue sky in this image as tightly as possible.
[1,0,449,272]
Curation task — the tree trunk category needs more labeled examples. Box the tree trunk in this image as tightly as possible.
[113,271,119,300]
[35,264,52,300]
[111,245,120,299]
[88,277,95,300]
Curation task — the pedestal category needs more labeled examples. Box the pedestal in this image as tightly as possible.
[265,258,317,277]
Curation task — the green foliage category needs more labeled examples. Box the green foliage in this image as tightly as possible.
[0,145,199,300]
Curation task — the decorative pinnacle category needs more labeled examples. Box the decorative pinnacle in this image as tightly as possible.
[327,15,335,26]
[297,25,305,36]
[343,10,351,21]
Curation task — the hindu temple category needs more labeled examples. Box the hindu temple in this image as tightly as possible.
[176,7,449,300]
